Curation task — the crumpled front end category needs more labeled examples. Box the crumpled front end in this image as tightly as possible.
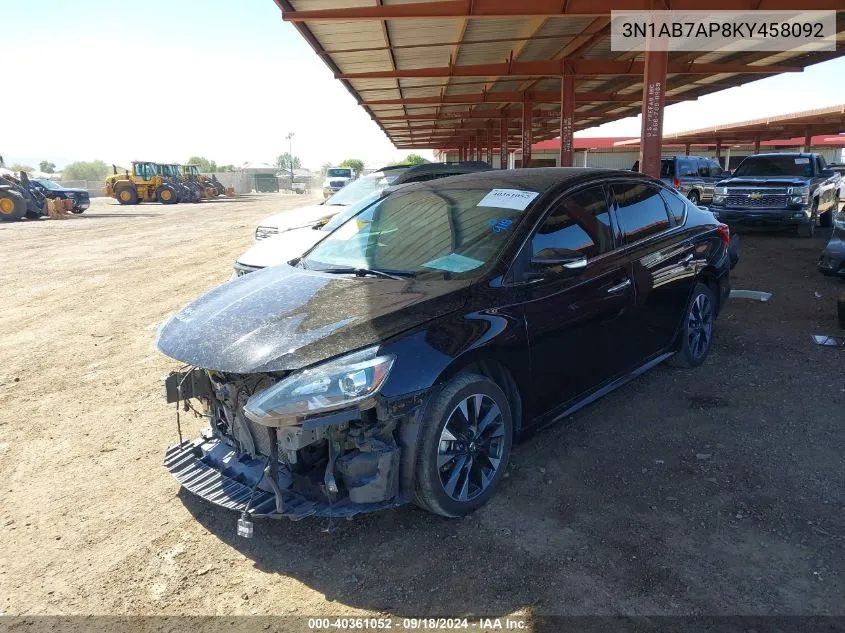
[162,368,406,521]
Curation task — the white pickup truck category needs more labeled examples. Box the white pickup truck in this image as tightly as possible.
[322,167,356,199]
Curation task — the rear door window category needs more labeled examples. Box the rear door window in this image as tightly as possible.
[677,160,698,178]
[611,182,672,243]
[660,189,688,223]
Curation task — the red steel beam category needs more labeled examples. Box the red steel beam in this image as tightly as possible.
[559,74,575,167]
[638,50,668,178]
[340,59,801,80]
[282,0,843,21]
[365,91,688,106]
[522,98,533,169]
[378,110,570,121]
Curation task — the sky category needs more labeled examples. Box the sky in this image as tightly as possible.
[3,0,845,171]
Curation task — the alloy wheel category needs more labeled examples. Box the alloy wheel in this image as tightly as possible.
[437,394,506,502]
[687,293,714,361]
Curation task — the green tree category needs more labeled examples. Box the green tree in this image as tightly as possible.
[9,163,35,173]
[39,161,57,173]
[218,164,235,172]
[61,160,112,181]
[276,153,301,171]
[186,156,218,173]
[404,153,427,165]
[339,158,364,173]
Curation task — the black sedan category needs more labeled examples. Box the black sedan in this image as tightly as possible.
[31,179,90,213]
[157,168,735,524]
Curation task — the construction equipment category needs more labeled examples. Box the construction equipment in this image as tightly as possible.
[157,164,201,203]
[181,165,235,198]
[180,164,218,199]
[104,161,180,205]
[0,170,47,222]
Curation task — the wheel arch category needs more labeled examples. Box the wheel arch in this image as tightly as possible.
[430,352,526,437]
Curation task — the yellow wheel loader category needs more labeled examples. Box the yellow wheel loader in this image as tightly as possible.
[104,161,179,205]
[180,164,218,199]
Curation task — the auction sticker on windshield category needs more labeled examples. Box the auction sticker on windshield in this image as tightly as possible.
[423,253,484,273]
[477,189,539,211]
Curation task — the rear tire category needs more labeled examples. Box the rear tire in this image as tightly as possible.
[413,373,513,518]
[668,283,716,368]
[115,186,138,205]
[157,185,178,205]
[0,190,26,222]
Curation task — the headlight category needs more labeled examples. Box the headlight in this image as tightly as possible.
[243,346,395,427]
[787,186,810,205]
[714,186,727,196]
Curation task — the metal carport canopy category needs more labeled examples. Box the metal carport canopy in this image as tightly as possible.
[272,0,845,175]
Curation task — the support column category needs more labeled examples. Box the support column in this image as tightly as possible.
[500,117,508,169]
[725,146,731,171]
[803,128,812,152]
[753,136,761,154]
[522,97,533,169]
[559,73,575,167]
[486,122,493,166]
[715,139,722,160]
[637,49,668,178]
[684,143,691,156]
[459,144,465,162]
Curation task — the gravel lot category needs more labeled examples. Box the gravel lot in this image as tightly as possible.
[0,194,843,621]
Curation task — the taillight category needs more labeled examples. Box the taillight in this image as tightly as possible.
[673,177,681,189]
[716,223,730,249]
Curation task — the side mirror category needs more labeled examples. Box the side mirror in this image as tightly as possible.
[529,248,587,277]
[821,169,835,178]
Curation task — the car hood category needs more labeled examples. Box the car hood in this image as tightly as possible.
[236,227,326,269]
[157,265,471,373]
[718,177,810,187]
[256,203,344,233]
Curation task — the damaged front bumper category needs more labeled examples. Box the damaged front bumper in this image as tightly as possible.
[164,433,406,521]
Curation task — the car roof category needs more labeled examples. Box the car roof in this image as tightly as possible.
[391,167,640,194]
[390,161,491,184]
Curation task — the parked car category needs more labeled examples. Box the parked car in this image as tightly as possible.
[236,161,492,275]
[31,178,91,214]
[322,167,356,199]
[158,168,736,524]
[632,155,727,206]
[709,152,842,237]
[817,197,845,277]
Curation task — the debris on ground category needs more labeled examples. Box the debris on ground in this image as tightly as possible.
[730,290,773,302]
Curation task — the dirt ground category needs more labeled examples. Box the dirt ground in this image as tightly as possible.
[1,194,843,622]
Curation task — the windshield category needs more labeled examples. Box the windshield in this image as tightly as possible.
[34,179,61,190]
[324,170,405,206]
[304,186,534,277]
[322,191,385,232]
[326,168,353,178]
[732,156,814,178]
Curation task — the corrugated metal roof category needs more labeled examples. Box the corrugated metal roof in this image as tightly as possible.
[278,1,845,150]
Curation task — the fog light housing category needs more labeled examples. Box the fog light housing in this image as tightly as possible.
[793,212,805,219]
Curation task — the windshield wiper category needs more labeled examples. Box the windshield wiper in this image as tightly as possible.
[319,267,415,280]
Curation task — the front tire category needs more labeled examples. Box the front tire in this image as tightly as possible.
[668,283,716,368]
[820,191,840,228]
[797,201,818,238]
[687,190,700,206]
[115,186,138,205]
[414,373,513,517]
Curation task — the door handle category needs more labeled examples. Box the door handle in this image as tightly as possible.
[607,279,632,294]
